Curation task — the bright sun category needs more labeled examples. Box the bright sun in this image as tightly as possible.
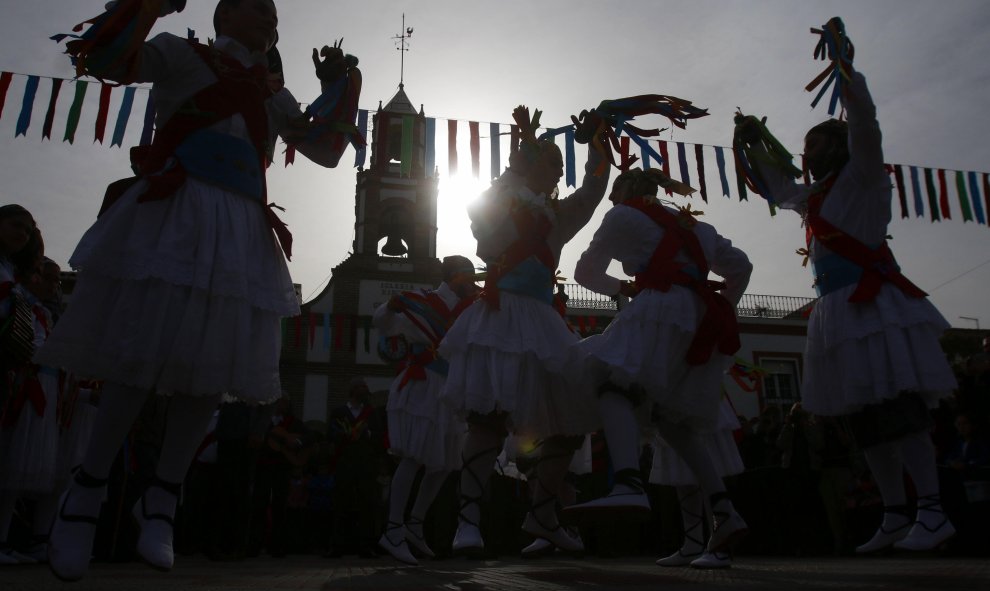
[435,173,489,262]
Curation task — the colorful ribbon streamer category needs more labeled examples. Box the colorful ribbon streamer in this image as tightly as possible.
[806,17,855,116]
[110,85,135,147]
[15,75,40,137]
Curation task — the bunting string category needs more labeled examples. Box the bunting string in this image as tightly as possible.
[0,69,986,228]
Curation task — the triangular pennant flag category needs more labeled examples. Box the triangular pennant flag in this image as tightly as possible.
[937,169,951,219]
[676,142,690,187]
[694,144,708,202]
[0,72,13,120]
[909,166,924,218]
[93,83,112,143]
[984,173,990,228]
[139,91,155,146]
[620,136,631,170]
[658,140,671,195]
[62,80,89,144]
[967,171,985,225]
[425,117,436,176]
[890,164,908,219]
[42,78,64,141]
[110,85,135,147]
[923,168,939,222]
[284,144,296,167]
[490,122,500,180]
[715,146,730,198]
[447,119,458,175]
[564,127,576,188]
[15,75,40,137]
[400,115,414,177]
[955,170,973,222]
[354,108,368,167]
[469,121,480,178]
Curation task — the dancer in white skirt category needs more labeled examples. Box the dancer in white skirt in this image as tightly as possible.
[0,210,58,565]
[38,1,358,581]
[439,106,610,556]
[563,168,752,557]
[735,36,958,552]
[374,256,478,566]
[651,398,745,569]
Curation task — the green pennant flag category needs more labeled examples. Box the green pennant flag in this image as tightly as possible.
[63,80,88,144]
[955,170,973,222]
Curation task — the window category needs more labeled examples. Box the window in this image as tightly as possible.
[753,354,802,416]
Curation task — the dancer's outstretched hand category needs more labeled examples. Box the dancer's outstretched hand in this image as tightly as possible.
[312,41,347,85]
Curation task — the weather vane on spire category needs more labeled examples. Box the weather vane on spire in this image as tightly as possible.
[392,14,413,89]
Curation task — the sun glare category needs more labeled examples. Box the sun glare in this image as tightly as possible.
[435,173,489,260]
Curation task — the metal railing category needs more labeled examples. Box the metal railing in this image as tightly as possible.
[560,284,815,319]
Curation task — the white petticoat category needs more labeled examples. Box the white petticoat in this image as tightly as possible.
[802,282,957,416]
[35,178,299,402]
[386,368,465,472]
[0,370,59,494]
[438,292,599,439]
[649,400,744,487]
[571,287,726,432]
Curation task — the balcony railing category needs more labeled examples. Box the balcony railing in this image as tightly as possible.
[560,284,815,319]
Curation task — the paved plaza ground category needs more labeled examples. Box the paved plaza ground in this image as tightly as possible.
[4,554,988,591]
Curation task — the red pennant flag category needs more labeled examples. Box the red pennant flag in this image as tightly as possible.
[619,136,631,170]
[284,144,296,167]
[937,169,951,219]
[694,144,708,202]
[447,120,458,175]
[42,78,64,141]
[588,316,597,331]
[94,84,112,144]
[886,164,908,219]
[469,121,480,177]
[0,71,12,120]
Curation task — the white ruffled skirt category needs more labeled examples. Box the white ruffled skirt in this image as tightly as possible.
[438,292,599,439]
[386,369,465,472]
[571,287,726,432]
[0,370,59,494]
[801,282,957,416]
[35,178,299,403]
[649,400,744,487]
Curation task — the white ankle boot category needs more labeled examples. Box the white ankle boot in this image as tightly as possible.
[132,480,181,571]
[48,472,107,582]
[378,522,418,566]
[855,505,912,554]
[707,496,748,553]
[894,496,956,551]
[404,518,435,559]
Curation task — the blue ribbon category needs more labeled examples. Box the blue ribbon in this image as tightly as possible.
[564,127,576,188]
[969,170,985,224]
[111,86,135,148]
[625,132,664,167]
[139,92,155,146]
[490,122,500,180]
[676,141,690,187]
[424,117,436,176]
[354,109,368,168]
[715,146,730,197]
[909,165,924,218]
[15,76,39,137]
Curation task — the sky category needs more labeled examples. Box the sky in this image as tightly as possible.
[1,0,989,328]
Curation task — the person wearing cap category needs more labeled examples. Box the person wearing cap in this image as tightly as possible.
[563,168,752,563]
[438,105,610,556]
[373,255,479,565]
[735,41,958,552]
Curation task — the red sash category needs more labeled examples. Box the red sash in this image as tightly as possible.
[625,201,740,365]
[396,291,477,388]
[480,205,555,310]
[100,41,295,259]
[806,178,926,303]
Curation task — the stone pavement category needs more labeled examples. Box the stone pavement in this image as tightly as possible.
[3,554,988,591]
